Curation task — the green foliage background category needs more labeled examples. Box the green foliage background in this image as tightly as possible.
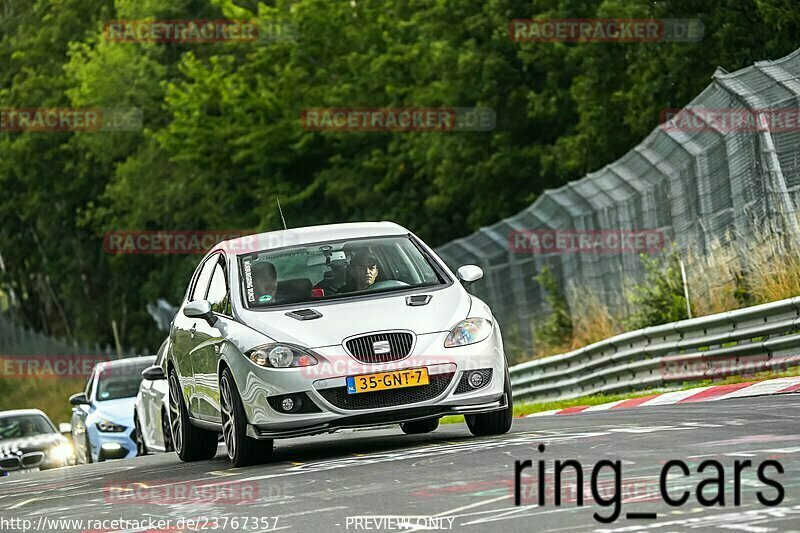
[1,0,799,351]
[624,250,689,331]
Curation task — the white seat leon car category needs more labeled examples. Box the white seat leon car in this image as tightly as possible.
[167,222,512,466]
[133,338,174,455]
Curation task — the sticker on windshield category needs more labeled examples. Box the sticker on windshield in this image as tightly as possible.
[258,294,272,302]
[243,259,255,303]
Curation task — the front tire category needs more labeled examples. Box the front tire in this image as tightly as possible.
[161,408,174,452]
[400,418,439,434]
[220,368,274,467]
[79,433,93,464]
[169,368,218,462]
[133,412,148,456]
[465,367,513,437]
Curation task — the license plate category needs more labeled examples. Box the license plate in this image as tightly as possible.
[346,368,429,394]
[5,467,39,476]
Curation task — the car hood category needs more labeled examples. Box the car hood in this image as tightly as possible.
[91,397,136,426]
[241,285,471,348]
[0,433,65,457]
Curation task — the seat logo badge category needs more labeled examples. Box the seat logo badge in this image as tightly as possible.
[372,340,391,355]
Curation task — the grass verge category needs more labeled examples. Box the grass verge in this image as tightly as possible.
[0,377,85,424]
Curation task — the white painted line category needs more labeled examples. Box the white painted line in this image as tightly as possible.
[461,505,582,526]
[397,496,512,533]
[7,498,37,510]
[583,400,626,411]
[525,410,561,417]
[434,494,512,517]
[278,506,348,518]
[639,387,713,406]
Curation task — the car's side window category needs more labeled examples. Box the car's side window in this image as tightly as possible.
[207,258,231,316]
[84,370,95,400]
[155,339,169,367]
[189,254,219,302]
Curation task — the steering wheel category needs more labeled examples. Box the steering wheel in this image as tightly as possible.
[366,280,410,291]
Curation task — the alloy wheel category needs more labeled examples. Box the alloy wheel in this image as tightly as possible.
[168,374,183,454]
[220,375,236,461]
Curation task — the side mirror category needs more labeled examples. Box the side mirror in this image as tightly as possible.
[69,392,90,406]
[184,300,217,326]
[58,423,72,435]
[142,365,166,381]
[457,265,483,287]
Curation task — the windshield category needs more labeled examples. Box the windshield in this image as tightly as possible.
[239,236,445,308]
[0,415,55,440]
[95,362,150,401]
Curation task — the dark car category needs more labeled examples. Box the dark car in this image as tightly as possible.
[0,409,75,476]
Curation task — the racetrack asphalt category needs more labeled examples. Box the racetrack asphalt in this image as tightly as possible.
[1,395,800,533]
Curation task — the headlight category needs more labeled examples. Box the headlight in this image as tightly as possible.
[49,442,74,461]
[95,419,126,432]
[444,318,493,347]
[246,344,318,368]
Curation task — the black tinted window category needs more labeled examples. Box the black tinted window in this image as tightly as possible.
[96,362,150,401]
[0,415,55,440]
[239,236,444,308]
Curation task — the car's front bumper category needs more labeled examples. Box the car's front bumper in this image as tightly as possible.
[226,328,507,439]
[89,428,137,461]
[246,393,508,439]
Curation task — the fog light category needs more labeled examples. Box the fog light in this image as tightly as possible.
[281,397,297,412]
[468,371,485,389]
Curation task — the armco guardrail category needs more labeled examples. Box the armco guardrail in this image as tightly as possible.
[436,48,800,360]
[509,296,800,403]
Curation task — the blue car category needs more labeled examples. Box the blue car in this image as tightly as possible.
[69,356,156,463]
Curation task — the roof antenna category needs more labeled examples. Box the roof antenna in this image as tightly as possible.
[276,198,288,230]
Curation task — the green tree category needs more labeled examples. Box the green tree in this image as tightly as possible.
[534,265,572,352]
[624,250,689,331]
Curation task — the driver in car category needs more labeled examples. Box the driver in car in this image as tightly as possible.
[342,252,379,292]
[251,261,278,304]
[18,420,35,437]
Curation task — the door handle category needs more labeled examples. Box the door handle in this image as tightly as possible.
[190,323,197,339]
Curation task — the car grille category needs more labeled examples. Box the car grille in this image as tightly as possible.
[21,452,44,468]
[318,373,454,410]
[345,332,414,363]
[454,369,493,394]
[0,456,20,470]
